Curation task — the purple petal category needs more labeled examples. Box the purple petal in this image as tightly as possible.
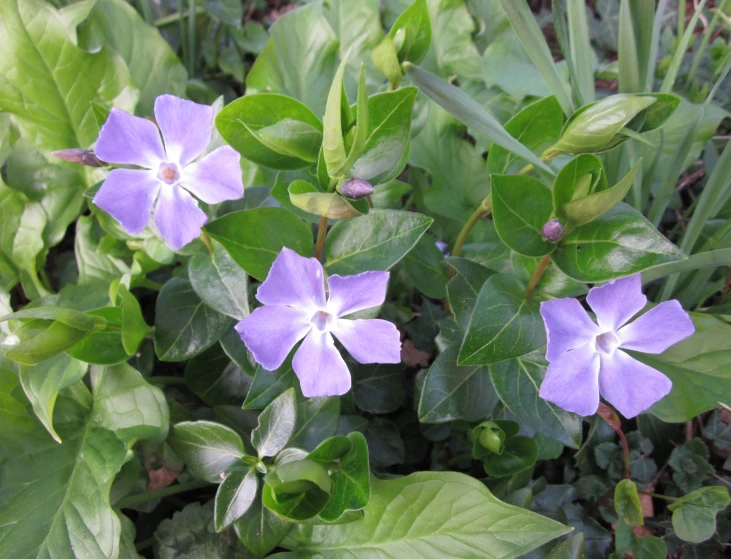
[293,330,351,397]
[95,108,166,168]
[154,95,213,166]
[256,248,326,310]
[326,272,390,317]
[332,318,401,364]
[539,343,601,416]
[586,274,647,331]
[154,184,208,250]
[182,146,244,204]
[540,298,599,362]
[235,306,311,371]
[598,350,672,418]
[618,300,695,354]
[92,169,159,234]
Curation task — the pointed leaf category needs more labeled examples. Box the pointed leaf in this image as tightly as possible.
[252,387,297,458]
[215,465,259,531]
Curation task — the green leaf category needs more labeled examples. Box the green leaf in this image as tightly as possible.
[189,240,250,320]
[487,96,564,176]
[446,257,494,331]
[252,388,297,458]
[492,175,555,257]
[246,4,338,115]
[202,0,244,25]
[117,284,150,355]
[668,486,731,543]
[204,208,314,281]
[167,420,246,484]
[290,397,340,452]
[234,485,291,556]
[418,345,496,423]
[668,438,714,493]
[78,0,187,115]
[340,66,370,173]
[390,0,432,64]
[642,313,731,422]
[403,234,448,298]
[263,459,332,521]
[458,274,545,366]
[372,36,403,84]
[617,0,641,93]
[632,535,667,559]
[615,479,644,527]
[551,203,685,282]
[349,88,417,185]
[552,153,606,215]
[215,465,259,531]
[289,180,366,220]
[281,471,571,558]
[562,159,642,227]
[424,0,482,81]
[0,0,135,152]
[18,353,87,443]
[65,307,129,365]
[1,306,102,331]
[323,56,349,177]
[75,216,130,285]
[352,363,405,414]
[154,278,231,362]
[483,436,537,478]
[325,209,433,274]
[489,351,582,449]
[91,362,169,443]
[2,319,89,365]
[185,344,251,407]
[216,94,324,170]
[0,382,129,559]
[244,359,299,410]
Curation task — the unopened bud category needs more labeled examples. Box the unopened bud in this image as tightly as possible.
[52,148,102,167]
[339,178,374,199]
[541,219,565,242]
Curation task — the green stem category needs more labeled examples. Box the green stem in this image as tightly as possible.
[638,490,677,502]
[452,196,493,259]
[136,0,154,24]
[200,232,213,254]
[516,151,559,176]
[688,10,721,85]
[525,255,551,299]
[314,216,329,262]
[117,480,211,509]
[155,6,205,27]
[146,376,187,386]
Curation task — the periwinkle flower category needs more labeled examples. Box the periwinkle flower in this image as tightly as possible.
[92,95,244,250]
[339,178,374,199]
[541,219,564,242]
[539,274,694,418]
[236,248,402,397]
[52,148,102,167]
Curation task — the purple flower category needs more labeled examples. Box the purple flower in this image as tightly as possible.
[236,248,402,397]
[539,274,694,418]
[93,95,244,250]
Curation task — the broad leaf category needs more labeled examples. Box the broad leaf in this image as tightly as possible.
[189,241,250,320]
[215,465,259,531]
[446,257,494,331]
[2,318,89,365]
[244,359,299,410]
[390,0,432,64]
[403,234,448,299]
[234,485,291,556]
[290,397,340,452]
[185,344,251,407]
[252,388,297,458]
[352,363,405,414]
[668,486,730,544]
[615,479,644,527]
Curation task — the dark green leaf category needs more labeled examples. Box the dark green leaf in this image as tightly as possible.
[403,235,448,298]
[252,388,297,458]
[632,535,667,559]
[552,153,606,215]
[668,438,714,493]
[483,436,538,478]
[668,486,731,543]
[364,417,404,468]
[234,485,291,556]
[215,465,259,531]
[317,432,370,522]
[390,0,431,64]
[352,363,405,414]
[185,344,251,407]
[615,479,644,527]
[189,240,250,320]
[244,359,299,410]
[65,307,129,365]
[290,397,341,452]
[446,257,494,331]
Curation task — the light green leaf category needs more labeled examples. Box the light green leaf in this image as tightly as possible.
[289,180,366,220]
[215,465,259,531]
[323,56,349,177]
[668,486,730,543]
[615,479,644,527]
[252,388,297,458]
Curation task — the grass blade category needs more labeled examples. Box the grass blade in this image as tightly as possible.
[645,0,670,90]
[566,0,594,103]
[661,0,708,93]
[618,0,641,92]
[631,0,655,90]
[643,248,731,284]
[552,0,585,107]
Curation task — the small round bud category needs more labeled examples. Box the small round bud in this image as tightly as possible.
[339,178,374,199]
[52,148,102,167]
[478,428,503,454]
[541,219,565,242]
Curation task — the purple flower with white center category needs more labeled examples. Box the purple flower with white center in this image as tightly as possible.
[92,95,244,250]
[539,274,695,418]
[236,248,402,397]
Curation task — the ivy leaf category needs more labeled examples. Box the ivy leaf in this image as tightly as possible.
[252,388,297,458]
[189,240,250,320]
[280,471,571,558]
[215,465,259,532]
[668,486,731,543]
[668,438,714,493]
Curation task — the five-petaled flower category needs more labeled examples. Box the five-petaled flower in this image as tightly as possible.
[236,248,402,397]
[93,95,244,250]
[539,274,694,418]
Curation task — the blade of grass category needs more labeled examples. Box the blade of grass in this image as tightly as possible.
[496,0,574,116]
[566,0,594,103]
[642,248,731,283]
[618,0,641,92]
[661,0,708,93]
[187,0,196,76]
[176,0,188,68]
[645,0,670,89]
[631,0,655,90]
[687,8,723,85]
[552,0,585,107]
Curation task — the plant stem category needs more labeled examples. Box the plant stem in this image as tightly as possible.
[516,151,559,176]
[638,490,677,502]
[200,232,213,254]
[314,216,329,261]
[147,376,187,386]
[117,480,211,509]
[452,197,493,259]
[525,255,551,299]
[155,6,205,27]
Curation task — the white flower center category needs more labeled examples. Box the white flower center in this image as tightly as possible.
[157,161,181,185]
[311,310,336,332]
[595,331,620,355]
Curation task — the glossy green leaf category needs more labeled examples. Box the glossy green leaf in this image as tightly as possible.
[252,388,297,458]
[185,344,251,407]
[263,463,331,522]
[204,208,314,281]
[615,479,644,527]
[551,203,685,282]
[18,353,87,443]
[1,306,102,331]
[244,359,299,410]
[215,465,259,531]
[234,484,291,556]
[668,486,730,543]
[552,153,606,215]
[372,36,403,84]
[290,397,340,452]
[317,432,370,522]
[446,257,494,331]
[167,420,246,484]
[325,209,433,274]
[289,180,366,219]
[483,436,537,478]
[403,234,448,299]
[281,471,570,558]
[489,351,582,449]
[65,307,129,365]
[458,274,545,366]
[492,175,555,257]
[2,319,89,365]
[390,0,432,64]
[189,240,250,320]
[352,363,405,414]
[510,253,588,299]
[116,285,150,355]
[154,278,231,362]
[91,362,169,443]
[323,56,349,177]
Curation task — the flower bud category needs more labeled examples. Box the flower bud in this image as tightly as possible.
[339,178,374,199]
[478,428,503,454]
[52,148,102,167]
[541,219,565,242]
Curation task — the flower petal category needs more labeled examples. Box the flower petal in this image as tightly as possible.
[540,298,599,362]
[618,300,695,354]
[539,343,601,416]
[332,318,402,364]
[586,274,647,331]
[181,146,244,204]
[256,248,326,310]
[95,108,165,168]
[326,271,390,317]
[598,350,672,418]
[154,95,213,166]
[153,184,208,250]
[235,306,311,371]
[92,169,159,234]
[293,330,351,397]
